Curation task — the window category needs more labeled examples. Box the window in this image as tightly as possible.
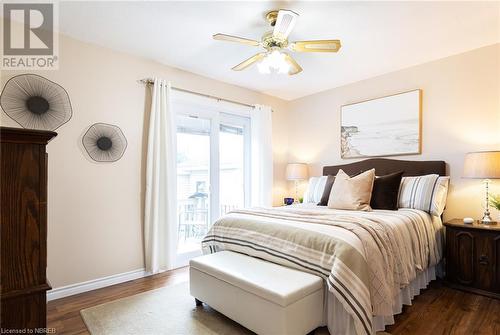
[174,99,250,264]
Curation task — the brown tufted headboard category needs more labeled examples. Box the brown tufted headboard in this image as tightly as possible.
[323,158,447,177]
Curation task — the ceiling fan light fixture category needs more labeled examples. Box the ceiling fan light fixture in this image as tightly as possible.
[213,9,339,75]
[257,50,290,75]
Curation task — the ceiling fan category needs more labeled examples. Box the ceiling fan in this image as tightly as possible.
[213,9,341,75]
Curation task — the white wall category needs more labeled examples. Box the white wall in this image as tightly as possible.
[0,33,288,288]
[283,44,500,221]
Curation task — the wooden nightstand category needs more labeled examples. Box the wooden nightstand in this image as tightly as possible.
[444,219,500,299]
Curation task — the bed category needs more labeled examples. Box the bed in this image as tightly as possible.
[202,158,447,335]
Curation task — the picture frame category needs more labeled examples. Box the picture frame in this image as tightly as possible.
[340,89,422,159]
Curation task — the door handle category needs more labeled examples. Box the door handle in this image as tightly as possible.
[478,255,489,265]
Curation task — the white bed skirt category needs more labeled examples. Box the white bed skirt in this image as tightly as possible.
[327,265,439,334]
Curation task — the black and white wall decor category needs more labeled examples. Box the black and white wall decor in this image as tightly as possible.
[82,123,127,162]
[340,89,422,158]
[0,74,72,131]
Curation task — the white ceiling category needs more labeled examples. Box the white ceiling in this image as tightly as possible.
[57,1,499,101]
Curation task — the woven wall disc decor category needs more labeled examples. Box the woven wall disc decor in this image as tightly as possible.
[82,123,127,162]
[0,74,72,131]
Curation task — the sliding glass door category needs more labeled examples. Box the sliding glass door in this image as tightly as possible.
[176,115,211,255]
[175,107,250,265]
[219,114,250,216]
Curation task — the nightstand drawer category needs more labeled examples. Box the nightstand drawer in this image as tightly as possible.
[445,222,500,298]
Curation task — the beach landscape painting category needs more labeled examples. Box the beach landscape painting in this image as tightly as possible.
[341,89,421,158]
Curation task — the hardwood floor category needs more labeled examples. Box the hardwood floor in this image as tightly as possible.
[385,281,500,335]
[48,267,499,335]
[47,267,189,334]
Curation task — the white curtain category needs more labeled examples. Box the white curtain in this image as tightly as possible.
[251,104,273,207]
[144,78,177,274]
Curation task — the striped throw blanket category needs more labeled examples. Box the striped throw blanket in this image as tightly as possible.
[201,206,442,335]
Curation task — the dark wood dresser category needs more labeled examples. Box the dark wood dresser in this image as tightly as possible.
[1,127,57,332]
[444,219,500,299]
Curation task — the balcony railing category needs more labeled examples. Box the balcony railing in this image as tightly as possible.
[177,202,240,242]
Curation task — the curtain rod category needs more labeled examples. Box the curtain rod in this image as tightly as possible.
[139,78,255,109]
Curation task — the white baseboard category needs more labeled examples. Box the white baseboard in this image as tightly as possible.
[47,268,150,301]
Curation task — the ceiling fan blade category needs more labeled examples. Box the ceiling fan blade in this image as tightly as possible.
[232,53,266,71]
[284,54,302,75]
[213,33,260,46]
[273,9,299,39]
[290,40,341,52]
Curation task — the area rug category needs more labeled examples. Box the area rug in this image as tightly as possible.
[81,282,390,335]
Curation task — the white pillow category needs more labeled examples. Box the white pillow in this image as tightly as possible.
[313,176,328,203]
[303,176,328,204]
[303,177,319,203]
[398,175,450,216]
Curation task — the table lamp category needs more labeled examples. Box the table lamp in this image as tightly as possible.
[286,163,308,203]
[463,151,500,224]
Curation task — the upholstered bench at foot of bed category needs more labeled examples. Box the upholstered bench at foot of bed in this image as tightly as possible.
[190,251,325,335]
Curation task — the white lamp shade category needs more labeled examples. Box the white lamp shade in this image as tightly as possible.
[463,151,500,179]
[286,163,308,180]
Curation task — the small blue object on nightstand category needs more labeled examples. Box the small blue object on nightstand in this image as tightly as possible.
[284,197,294,206]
